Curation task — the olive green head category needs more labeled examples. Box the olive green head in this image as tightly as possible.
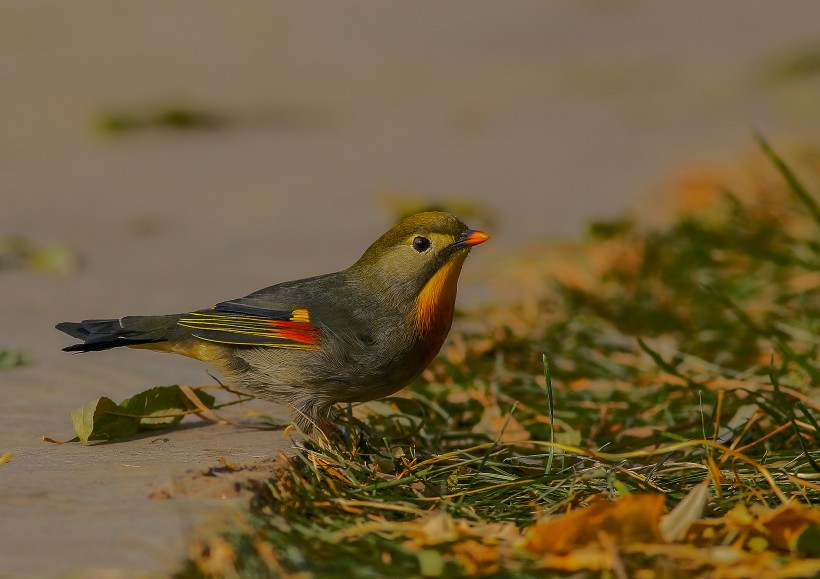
[348,211,489,299]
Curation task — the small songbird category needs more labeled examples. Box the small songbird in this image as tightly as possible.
[57,212,489,430]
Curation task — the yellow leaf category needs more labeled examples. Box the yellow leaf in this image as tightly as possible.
[417,549,444,577]
[405,512,459,546]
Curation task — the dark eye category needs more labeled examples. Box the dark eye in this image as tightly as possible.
[412,236,431,252]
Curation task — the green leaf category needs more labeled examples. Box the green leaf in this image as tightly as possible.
[0,236,80,274]
[119,385,215,428]
[70,397,140,442]
[797,524,820,557]
[0,350,33,369]
[28,244,81,275]
[66,386,218,443]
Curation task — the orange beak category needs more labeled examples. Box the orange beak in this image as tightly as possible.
[463,230,490,247]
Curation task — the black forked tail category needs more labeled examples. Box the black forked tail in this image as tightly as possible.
[56,316,175,352]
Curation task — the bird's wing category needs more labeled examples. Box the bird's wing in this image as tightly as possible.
[176,301,320,349]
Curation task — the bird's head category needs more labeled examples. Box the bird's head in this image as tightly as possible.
[348,211,489,331]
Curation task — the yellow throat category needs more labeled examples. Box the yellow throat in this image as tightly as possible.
[414,253,468,336]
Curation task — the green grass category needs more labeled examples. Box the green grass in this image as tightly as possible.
[764,43,820,84]
[0,350,33,370]
[0,236,80,275]
[97,106,223,134]
[179,140,819,578]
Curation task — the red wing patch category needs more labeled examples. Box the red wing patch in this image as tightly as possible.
[177,308,320,349]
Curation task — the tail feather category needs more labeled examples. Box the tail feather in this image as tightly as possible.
[56,315,177,353]
[55,321,92,341]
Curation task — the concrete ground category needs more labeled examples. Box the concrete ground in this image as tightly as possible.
[2,1,820,576]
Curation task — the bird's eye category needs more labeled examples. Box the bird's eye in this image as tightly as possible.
[412,236,431,252]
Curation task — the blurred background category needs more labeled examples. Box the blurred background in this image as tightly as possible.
[4,1,820,312]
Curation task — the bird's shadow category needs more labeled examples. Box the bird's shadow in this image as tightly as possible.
[83,416,287,446]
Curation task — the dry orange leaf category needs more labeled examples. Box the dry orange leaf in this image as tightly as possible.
[753,503,820,552]
[682,501,820,556]
[522,494,664,554]
[472,406,531,442]
[534,546,615,572]
[450,540,503,576]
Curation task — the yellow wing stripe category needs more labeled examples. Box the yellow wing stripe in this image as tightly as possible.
[178,319,286,331]
[180,310,311,323]
[182,312,284,324]
[177,308,319,349]
[179,326,292,339]
[290,308,311,323]
[192,335,317,350]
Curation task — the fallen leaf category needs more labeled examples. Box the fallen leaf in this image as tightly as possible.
[753,502,820,552]
[417,549,444,577]
[68,386,217,442]
[406,512,460,546]
[451,540,502,576]
[179,385,220,421]
[70,397,140,442]
[659,477,711,542]
[121,385,215,427]
[522,494,664,554]
[535,546,614,572]
[473,406,530,442]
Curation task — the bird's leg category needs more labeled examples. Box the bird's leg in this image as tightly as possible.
[340,402,356,451]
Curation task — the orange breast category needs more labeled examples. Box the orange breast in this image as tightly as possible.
[414,253,468,338]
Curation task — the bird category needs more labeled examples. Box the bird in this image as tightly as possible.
[56,211,489,431]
